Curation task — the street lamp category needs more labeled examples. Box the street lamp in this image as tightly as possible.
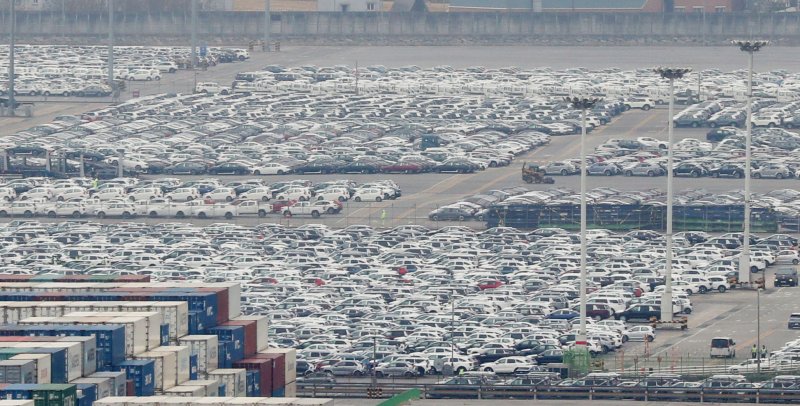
[654,67,692,323]
[565,96,601,347]
[107,0,114,89]
[7,0,16,116]
[732,40,768,286]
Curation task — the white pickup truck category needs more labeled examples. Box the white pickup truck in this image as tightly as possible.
[235,200,273,217]
[192,203,237,219]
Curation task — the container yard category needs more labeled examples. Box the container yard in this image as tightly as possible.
[0,278,330,406]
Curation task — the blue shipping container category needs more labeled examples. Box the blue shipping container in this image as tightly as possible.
[217,340,233,369]
[208,326,244,363]
[187,311,205,335]
[218,383,226,397]
[273,386,285,397]
[246,371,255,397]
[116,360,155,397]
[189,354,198,381]
[76,383,96,405]
[160,324,170,346]
[0,384,38,399]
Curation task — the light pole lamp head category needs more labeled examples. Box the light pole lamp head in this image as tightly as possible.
[654,67,692,80]
[732,40,769,53]
[565,96,602,110]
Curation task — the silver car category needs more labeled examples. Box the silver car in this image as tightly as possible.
[752,164,792,179]
[624,162,665,177]
[375,361,418,377]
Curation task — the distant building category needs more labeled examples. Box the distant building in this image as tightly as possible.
[317,0,383,11]
[448,0,744,12]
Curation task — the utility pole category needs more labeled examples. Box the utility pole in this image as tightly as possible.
[655,67,692,323]
[264,0,271,51]
[61,0,66,43]
[8,0,16,117]
[191,0,198,69]
[107,0,115,88]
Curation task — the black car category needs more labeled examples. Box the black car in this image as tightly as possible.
[294,160,342,174]
[77,86,111,97]
[435,159,477,174]
[775,267,798,287]
[428,207,474,221]
[534,349,564,365]
[208,162,250,175]
[475,348,517,363]
[673,163,707,178]
[706,128,739,142]
[616,304,661,322]
[337,162,382,174]
[709,164,744,179]
[165,161,207,175]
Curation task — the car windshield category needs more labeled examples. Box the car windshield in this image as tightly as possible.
[711,339,731,348]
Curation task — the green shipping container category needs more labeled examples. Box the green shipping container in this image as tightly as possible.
[32,384,76,406]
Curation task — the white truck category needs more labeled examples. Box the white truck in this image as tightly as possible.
[191,203,237,219]
[235,200,273,217]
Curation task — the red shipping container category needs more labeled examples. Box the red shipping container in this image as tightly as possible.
[59,275,91,282]
[233,358,273,396]
[221,320,257,356]
[251,353,285,390]
[0,337,34,342]
[116,275,150,283]
[0,275,33,282]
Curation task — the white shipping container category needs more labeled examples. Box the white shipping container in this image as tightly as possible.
[207,369,246,397]
[151,346,190,386]
[285,380,296,397]
[19,315,146,357]
[231,316,268,352]
[58,336,97,376]
[191,398,235,406]
[259,348,296,383]
[257,400,295,406]
[177,335,218,374]
[90,371,128,396]
[2,341,83,382]
[227,399,269,405]
[163,385,205,397]
[133,350,177,391]
[148,302,189,341]
[288,399,334,406]
[0,400,36,406]
[73,376,114,400]
[10,354,50,384]
[182,380,219,397]
[121,396,170,406]
[66,311,162,352]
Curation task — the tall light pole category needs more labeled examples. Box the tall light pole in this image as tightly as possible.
[8,0,16,116]
[733,40,768,286]
[191,0,198,69]
[757,287,763,373]
[264,0,271,51]
[655,67,692,323]
[565,96,601,347]
[107,0,114,88]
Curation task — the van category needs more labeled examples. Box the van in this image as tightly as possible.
[710,337,736,358]
[702,374,747,388]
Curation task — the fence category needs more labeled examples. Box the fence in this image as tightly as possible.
[597,352,800,379]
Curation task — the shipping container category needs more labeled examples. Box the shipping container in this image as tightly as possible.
[233,359,271,397]
[89,371,126,396]
[251,354,283,394]
[180,380,218,397]
[57,337,97,377]
[31,383,78,406]
[150,346,190,387]
[75,383,95,406]
[177,336,218,375]
[160,325,170,347]
[0,401,33,406]
[9,355,48,385]
[64,312,161,352]
[0,360,36,384]
[116,360,155,397]
[230,316,268,352]
[0,342,81,382]
[71,377,113,400]
[219,320,257,357]
[18,316,146,357]
[188,355,198,381]
[217,341,233,369]
[207,327,244,364]
[163,385,205,397]
[289,400,334,406]
[132,351,176,391]
[0,349,65,384]
[258,349,296,384]
[206,369,246,397]
[285,381,296,398]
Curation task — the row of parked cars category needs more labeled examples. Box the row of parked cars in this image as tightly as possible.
[539,124,800,180]
[0,177,401,219]
[0,45,249,97]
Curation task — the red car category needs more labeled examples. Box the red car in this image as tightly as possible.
[270,199,297,213]
[478,279,504,290]
[381,163,425,174]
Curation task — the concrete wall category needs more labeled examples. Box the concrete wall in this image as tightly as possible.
[3,11,800,44]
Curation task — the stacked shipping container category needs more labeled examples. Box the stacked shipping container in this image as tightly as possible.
[0,280,309,405]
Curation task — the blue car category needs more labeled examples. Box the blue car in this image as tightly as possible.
[547,309,579,320]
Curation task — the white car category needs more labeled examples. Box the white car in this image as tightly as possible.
[239,187,272,202]
[252,163,291,175]
[44,201,87,218]
[95,202,138,218]
[624,97,655,110]
[276,187,311,202]
[19,187,54,201]
[625,326,656,342]
[127,187,163,202]
[480,356,536,374]
[54,187,89,201]
[195,82,229,95]
[127,70,161,81]
[0,188,16,201]
[315,188,350,202]
[235,200,272,217]
[0,201,40,217]
[352,188,385,202]
[774,250,799,265]
[166,187,201,202]
[204,187,237,202]
[92,187,127,201]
